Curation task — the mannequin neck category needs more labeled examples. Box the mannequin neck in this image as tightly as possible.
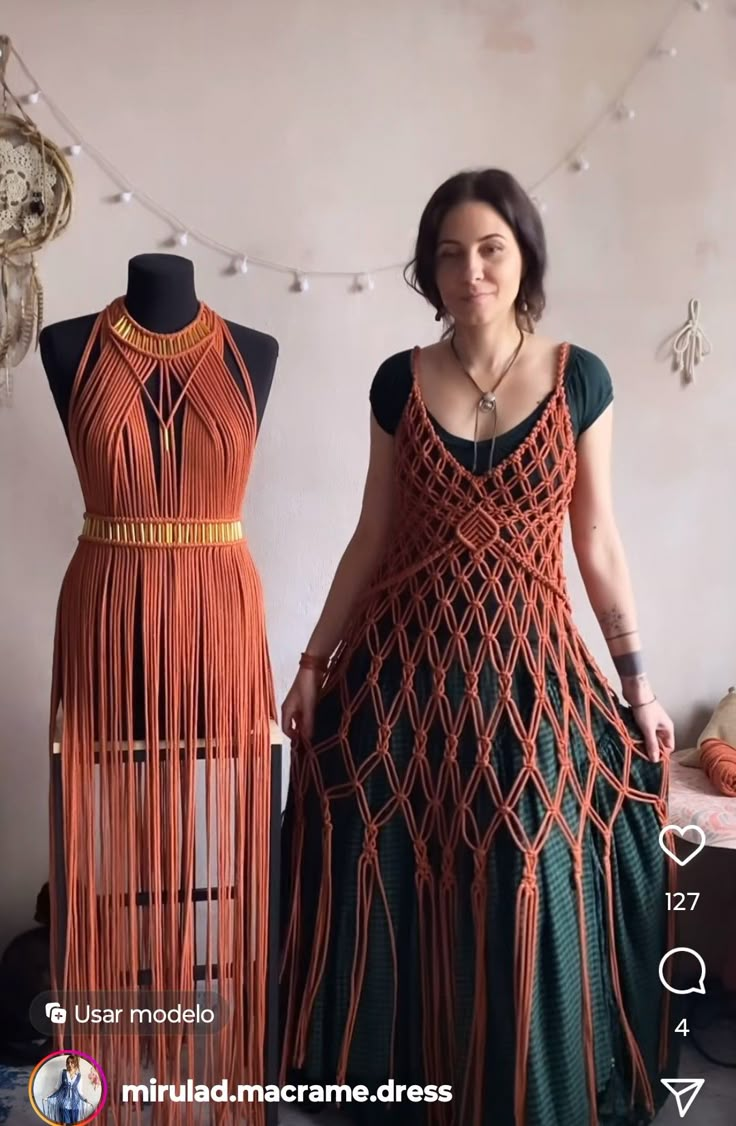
[124,254,200,332]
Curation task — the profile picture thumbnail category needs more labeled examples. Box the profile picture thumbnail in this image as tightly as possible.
[28,1050,107,1123]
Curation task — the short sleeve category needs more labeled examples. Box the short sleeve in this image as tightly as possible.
[369,350,414,435]
[567,346,614,435]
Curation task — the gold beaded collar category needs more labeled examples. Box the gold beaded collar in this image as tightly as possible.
[108,300,214,357]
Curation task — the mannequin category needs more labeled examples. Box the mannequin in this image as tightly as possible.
[40,252,279,741]
[40,253,278,462]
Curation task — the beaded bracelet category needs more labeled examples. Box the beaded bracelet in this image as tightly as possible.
[299,651,330,673]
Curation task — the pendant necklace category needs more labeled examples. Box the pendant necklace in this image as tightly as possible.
[449,327,525,472]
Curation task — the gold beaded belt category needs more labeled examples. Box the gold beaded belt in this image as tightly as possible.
[81,515,244,546]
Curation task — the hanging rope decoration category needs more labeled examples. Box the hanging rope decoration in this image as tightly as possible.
[0,35,74,403]
[671,298,711,384]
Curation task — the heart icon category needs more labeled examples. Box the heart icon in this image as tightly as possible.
[659,824,706,866]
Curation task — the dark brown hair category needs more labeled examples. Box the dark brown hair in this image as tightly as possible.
[404,168,547,333]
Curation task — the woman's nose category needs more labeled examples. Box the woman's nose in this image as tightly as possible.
[463,254,485,282]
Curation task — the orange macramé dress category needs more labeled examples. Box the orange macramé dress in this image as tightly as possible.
[49,299,275,1125]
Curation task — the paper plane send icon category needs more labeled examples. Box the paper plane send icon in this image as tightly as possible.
[660,1079,705,1117]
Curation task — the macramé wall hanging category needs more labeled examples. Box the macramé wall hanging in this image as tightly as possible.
[671,298,712,385]
[0,35,73,404]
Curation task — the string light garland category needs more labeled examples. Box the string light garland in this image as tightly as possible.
[1,0,710,294]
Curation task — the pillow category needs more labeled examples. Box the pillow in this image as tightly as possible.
[679,686,736,768]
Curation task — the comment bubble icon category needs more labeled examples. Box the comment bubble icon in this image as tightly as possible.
[658,948,706,996]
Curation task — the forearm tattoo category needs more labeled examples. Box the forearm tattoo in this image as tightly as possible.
[598,606,637,642]
[598,606,624,635]
[612,650,645,679]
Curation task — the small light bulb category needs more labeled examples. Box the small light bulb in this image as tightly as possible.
[572,155,590,173]
[615,103,636,121]
[531,195,547,214]
[655,45,678,57]
[235,256,248,275]
[292,273,309,293]
[119,190,133,204]
[354,274,375,292]
[693,0,708,11]
[175,231,189,247]
[66,143,82,157]
[24,89,41,105]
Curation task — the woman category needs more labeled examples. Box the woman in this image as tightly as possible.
[279,168,680,1126]
[42,1054,94,1123]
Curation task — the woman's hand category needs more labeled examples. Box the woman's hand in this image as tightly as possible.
[281,668,323,743]
[630,698,675,763]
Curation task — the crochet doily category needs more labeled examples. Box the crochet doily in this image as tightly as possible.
[0,135,58,241]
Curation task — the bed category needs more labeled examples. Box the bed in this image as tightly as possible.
[668,749,736,850]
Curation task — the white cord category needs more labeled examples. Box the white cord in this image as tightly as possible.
[672,298,711,384]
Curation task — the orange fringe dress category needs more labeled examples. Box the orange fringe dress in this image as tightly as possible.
[280,343,681,1126]
[48,299,276,1125]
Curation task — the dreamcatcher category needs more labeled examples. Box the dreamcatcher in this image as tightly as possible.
[0,36,73,403]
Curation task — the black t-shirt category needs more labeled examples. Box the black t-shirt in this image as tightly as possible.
[369,344,613,474]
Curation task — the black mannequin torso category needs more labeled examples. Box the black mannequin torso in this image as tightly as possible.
[40,254,278,458]
[40,253,279,742]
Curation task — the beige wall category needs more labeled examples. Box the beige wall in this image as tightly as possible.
[1,0,735,946]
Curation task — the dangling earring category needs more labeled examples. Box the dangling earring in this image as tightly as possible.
[517,293,532,333]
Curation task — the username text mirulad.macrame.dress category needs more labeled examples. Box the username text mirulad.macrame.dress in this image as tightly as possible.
[279,343,680,1126]
[48,299,276,1126]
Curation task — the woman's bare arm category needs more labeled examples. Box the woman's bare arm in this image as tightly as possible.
[302,413,396,660]
[569,406,654,707]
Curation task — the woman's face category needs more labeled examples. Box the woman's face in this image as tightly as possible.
[434,200,524,328]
